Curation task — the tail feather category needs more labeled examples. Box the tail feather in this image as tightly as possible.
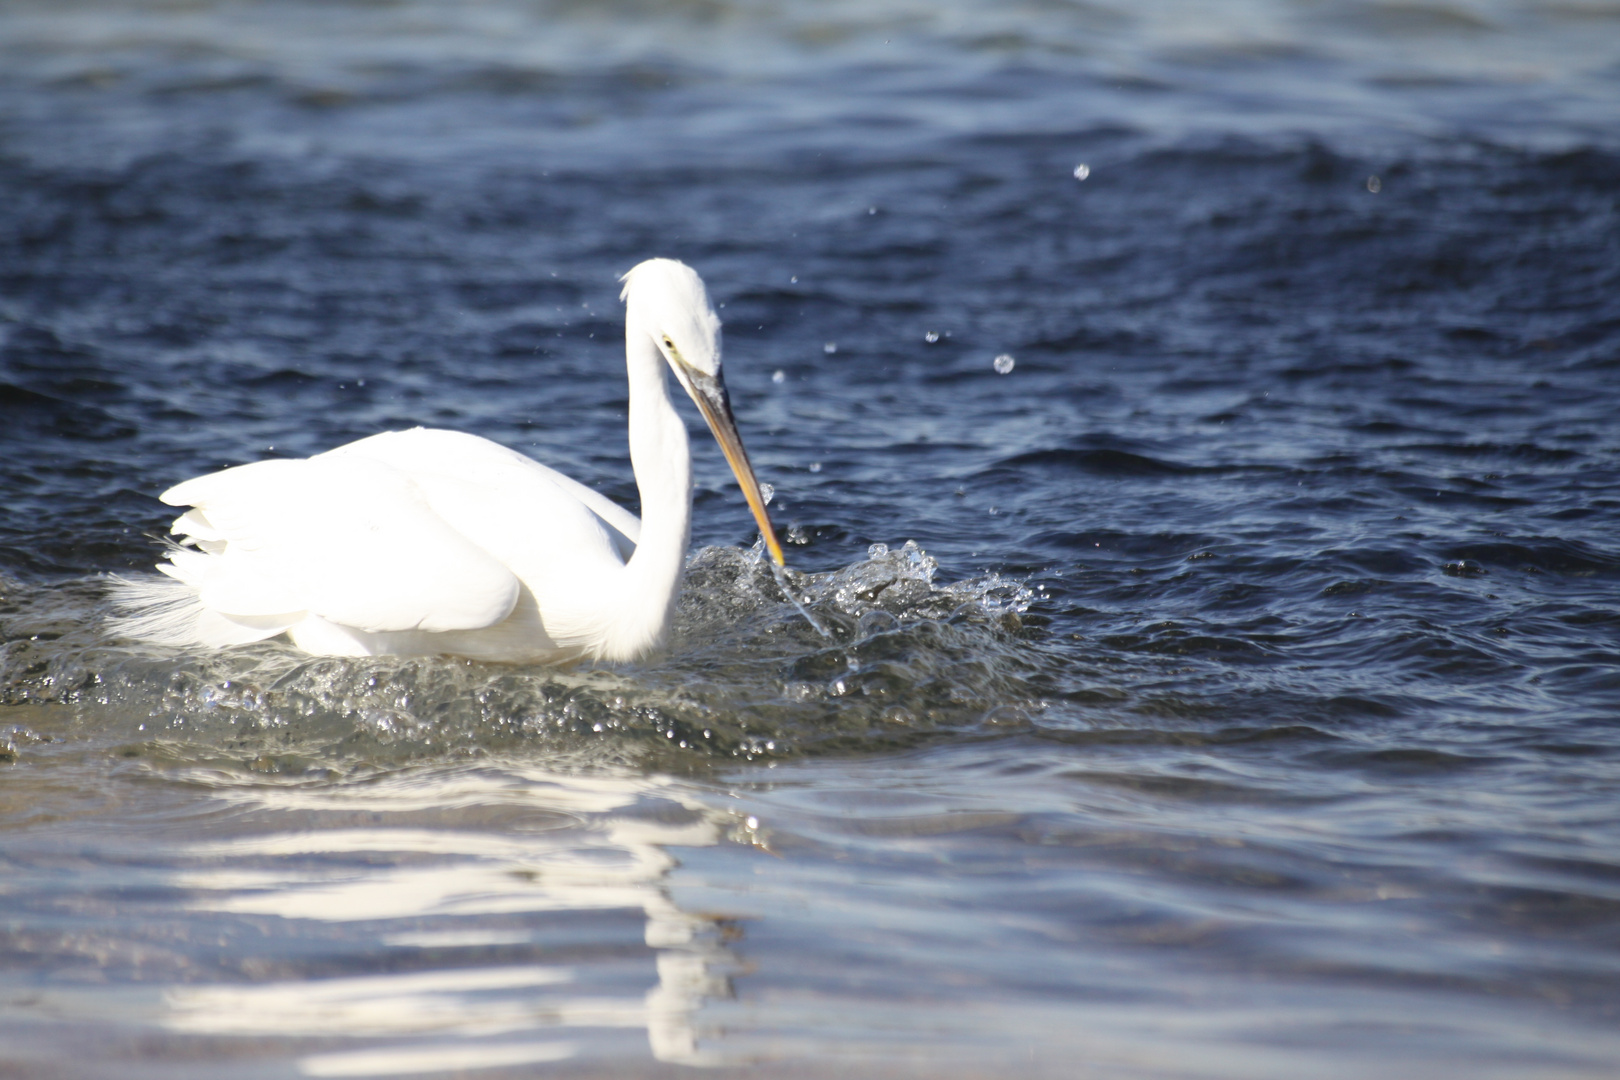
[106,573,296,648]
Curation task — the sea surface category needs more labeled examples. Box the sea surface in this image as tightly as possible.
[2,1,1619,1077]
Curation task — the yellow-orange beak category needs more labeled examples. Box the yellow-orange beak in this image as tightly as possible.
[680,367,786,567]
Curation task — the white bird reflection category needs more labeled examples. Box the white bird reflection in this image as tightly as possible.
[161,766,742,1073]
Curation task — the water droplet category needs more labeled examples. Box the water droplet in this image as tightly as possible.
[772,370,786,383]
[823,342,837,354]
[790,275,798,283]
[746,816,759,830]
[867,206,877,215]
[868,543,889,558]
[809,461,822,473]
[924,330,940,343]
[993,353,1016,374]
[761,483,775,506]
[1367,175,1382,193]
[1073,163,1090,181]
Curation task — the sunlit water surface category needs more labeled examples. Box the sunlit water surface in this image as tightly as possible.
[2,1,1619,1076]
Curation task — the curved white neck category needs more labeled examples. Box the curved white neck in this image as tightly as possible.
[601,324,692,660]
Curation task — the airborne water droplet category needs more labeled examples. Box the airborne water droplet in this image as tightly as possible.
[924,330,940,343]
[823,342,837,354]
[1073,163,1090,180]
[772,370,786,383]
[761,483,775,505]
[994,354,1016,374]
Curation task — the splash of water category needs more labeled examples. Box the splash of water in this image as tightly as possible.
[0,544,1039,773]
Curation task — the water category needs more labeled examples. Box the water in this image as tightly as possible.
[3,1,1619,1076]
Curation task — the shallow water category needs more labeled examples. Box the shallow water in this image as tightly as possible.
[3,1,1620,1076]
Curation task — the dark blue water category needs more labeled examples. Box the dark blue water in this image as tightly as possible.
[3,2,1619,1076]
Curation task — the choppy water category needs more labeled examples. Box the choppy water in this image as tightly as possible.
[3,1,1620,1076]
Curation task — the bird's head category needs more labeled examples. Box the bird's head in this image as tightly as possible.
[620,258,784,566]
[621,257,723,377]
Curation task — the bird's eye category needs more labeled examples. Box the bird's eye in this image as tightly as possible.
[662,336,675,350]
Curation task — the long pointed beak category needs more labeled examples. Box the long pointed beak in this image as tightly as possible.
[680,368,786,567]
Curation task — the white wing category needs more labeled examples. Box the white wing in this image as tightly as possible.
[332,429,640,563]
[160,454,521,634]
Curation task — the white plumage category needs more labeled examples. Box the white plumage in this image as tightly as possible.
[111,258,784,664]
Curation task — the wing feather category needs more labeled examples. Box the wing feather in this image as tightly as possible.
[161,455,521,633]
[332,429,640,562]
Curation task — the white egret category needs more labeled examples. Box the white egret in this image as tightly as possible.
[112,258,785,664]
